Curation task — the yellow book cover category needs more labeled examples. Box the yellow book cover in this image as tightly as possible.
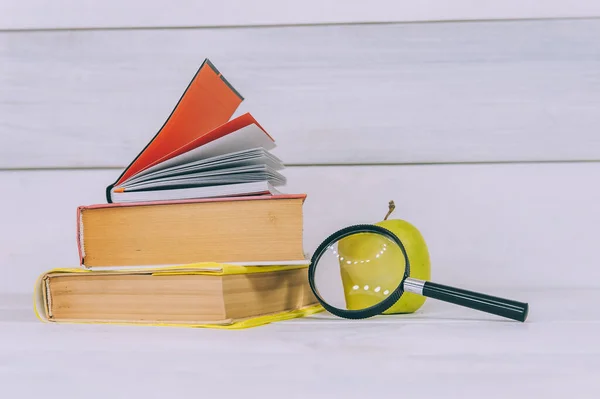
[33,262,323,329]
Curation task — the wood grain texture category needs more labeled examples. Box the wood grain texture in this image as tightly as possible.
[2,162,599,293]
[2,18,600,168]
[1,288,600,399]
[3,0,600,30]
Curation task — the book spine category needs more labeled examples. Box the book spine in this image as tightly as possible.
[105,183,114,203]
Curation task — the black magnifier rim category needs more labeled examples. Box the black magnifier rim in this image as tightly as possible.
[308,224,411,320]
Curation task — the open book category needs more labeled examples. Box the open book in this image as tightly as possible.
[106,59,285,203]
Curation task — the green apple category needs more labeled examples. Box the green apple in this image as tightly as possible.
[337,231,406,310]
[337,201,431,314]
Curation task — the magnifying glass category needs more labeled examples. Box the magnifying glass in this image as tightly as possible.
[309,224,529,322]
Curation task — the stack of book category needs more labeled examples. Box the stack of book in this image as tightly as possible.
[34,59,320,328]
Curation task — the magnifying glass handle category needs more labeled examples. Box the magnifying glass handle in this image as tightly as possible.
[404,278,529,322]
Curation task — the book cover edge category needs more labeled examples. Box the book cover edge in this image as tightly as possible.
[81,193,307,210]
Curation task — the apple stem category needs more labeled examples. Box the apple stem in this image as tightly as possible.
[384,200,396,220]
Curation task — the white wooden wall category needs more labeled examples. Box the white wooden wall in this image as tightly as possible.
[2,3,600,295]
[3,5,600,398]
[3,1,600,30]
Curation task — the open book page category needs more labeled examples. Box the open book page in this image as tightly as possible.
[122,165,285,191]
[123,148,283,187]
[111,181,280,203]
[120,123,275,186]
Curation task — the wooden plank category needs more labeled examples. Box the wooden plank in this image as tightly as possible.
[3,287,600,398]
[2,19,600,169]
[2,0,600,31]
[2,162,599,293]
[1,289,600,399]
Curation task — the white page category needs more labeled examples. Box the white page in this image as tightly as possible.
[85,260,311,270]
[111,181,279,203]
[123,124,275,185]
[125,164,284,187]
[122,166,286,191]
[124,148,283,186]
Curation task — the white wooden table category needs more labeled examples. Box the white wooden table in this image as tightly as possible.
[2,3,600,398]
[2,289,598,398]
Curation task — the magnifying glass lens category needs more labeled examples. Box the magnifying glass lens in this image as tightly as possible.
[312,231,407,312]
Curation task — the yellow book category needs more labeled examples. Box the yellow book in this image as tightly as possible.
[34,263,323,329]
